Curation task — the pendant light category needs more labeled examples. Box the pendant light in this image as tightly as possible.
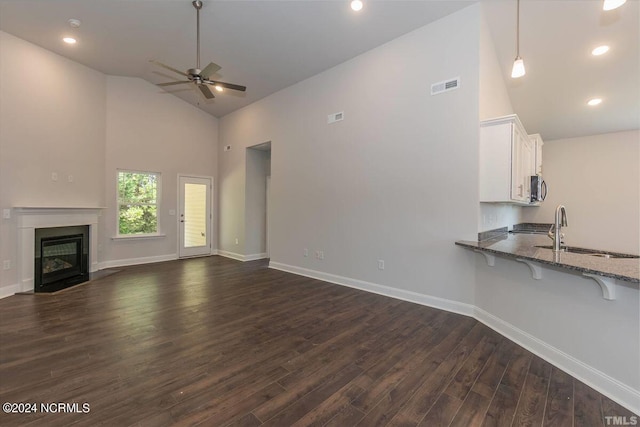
[511,0,525,78]
[603,0,626,11]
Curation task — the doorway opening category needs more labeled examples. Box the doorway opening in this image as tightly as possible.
[246,142,271,259]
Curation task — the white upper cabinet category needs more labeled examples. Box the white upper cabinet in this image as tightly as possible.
[479,115,536,204]
[529,133,544,176]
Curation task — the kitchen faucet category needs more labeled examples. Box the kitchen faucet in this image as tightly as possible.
[548,204,568,252]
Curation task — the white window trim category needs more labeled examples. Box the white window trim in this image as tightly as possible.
[115,169,162,238]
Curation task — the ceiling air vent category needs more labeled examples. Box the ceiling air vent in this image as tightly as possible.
[431,77,460,96]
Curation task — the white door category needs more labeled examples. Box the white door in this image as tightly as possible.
[179,176,212,258]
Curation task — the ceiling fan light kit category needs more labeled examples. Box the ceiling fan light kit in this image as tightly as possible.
[151,0,246,100]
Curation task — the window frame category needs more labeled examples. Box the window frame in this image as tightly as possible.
[116,169,162,238]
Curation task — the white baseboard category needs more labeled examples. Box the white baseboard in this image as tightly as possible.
[218,250,268,262]
[99,253,177,269]
[0,283,22,299]
[268,261,639,415]
[268,262,475,317]
[474,307,640,416]
[217,250,245,261]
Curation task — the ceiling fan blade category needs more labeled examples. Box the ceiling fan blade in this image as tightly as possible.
[205,80,247,92]
[149,60,188,77]
[198,84,215,99]
[200,62,222,79]
[157,81,191,87]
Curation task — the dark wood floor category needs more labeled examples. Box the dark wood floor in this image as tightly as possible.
[0,256,635,426]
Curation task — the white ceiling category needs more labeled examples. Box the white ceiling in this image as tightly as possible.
[483,0,639,140]
[0,0,638,141]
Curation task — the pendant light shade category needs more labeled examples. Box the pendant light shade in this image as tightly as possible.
[511,0,525,79]
[511,57,526,78]
[603,0,626,11]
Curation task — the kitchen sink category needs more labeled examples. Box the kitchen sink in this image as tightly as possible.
[534,245,639,259]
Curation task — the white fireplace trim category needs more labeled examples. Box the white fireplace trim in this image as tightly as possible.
[16,207,104,292]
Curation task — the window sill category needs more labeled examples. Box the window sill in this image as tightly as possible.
[111,233,166,241]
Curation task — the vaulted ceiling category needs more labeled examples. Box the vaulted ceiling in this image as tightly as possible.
[1,0,638,141]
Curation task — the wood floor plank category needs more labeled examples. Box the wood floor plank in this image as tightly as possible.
[543,366,574,427]
[324,405,366,427]
[0,256,635,427]
[418,333,501,426]
[574,380,604,427]
[386,322,488,426]
[481,345,533,427]
[601,395,637,426]
[358,321,487,426]
[259,364,363,426]
[512,356,552,427]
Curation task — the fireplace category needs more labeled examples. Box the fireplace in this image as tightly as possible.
[34,226,89,293]
[14,207,100,294]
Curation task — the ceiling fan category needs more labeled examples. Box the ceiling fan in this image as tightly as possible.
[150,0,246,100]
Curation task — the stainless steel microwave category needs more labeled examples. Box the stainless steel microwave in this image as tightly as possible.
[531,175,547,202]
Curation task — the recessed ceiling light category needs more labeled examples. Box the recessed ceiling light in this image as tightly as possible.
[351,0,363,12]
[587,98,603,106]
[591,45,610,56]
[215,85,223,92]
[62,37,77,44]
[603,0,626,11]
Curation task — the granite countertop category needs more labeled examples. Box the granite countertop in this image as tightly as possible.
[456,233,639,284]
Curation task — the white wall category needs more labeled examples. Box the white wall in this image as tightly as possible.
[521,130,640,254]
[245,148,270,257]
[0,31,106,294]
[219,5,481,305]
[103,76,219,266]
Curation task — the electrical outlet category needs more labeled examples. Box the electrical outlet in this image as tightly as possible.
[51,172,58,182]
[3,260,10,270]
[235,238,239,245]
[318,251,324,260]
[67,175,74,183]
[378,260,385,270]
[2,209,10,219]
[303,248,308,257]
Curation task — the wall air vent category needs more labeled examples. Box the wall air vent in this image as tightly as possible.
[431,77,460,95]
[327,111,344,124]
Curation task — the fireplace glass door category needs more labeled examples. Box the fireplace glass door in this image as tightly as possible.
[41,236,83,285]
[34,225,89,293]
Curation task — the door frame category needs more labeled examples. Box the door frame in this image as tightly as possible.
[177,174,215,258]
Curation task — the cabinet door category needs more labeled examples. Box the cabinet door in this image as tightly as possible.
[529,134,544,175]
[510,125,529,202]
[522,136,534,199]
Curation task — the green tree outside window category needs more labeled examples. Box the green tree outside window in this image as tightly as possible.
[118,171,159,235]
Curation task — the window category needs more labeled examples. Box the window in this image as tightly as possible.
[117,170,160,235]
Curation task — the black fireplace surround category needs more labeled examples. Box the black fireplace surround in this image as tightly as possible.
[34,225,89,293]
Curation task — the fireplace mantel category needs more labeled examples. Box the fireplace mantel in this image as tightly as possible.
[15,207,104,292]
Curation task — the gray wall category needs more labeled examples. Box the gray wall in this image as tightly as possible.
[103,76,219,266]
[0,31,106,290]
[219,5,481,304]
